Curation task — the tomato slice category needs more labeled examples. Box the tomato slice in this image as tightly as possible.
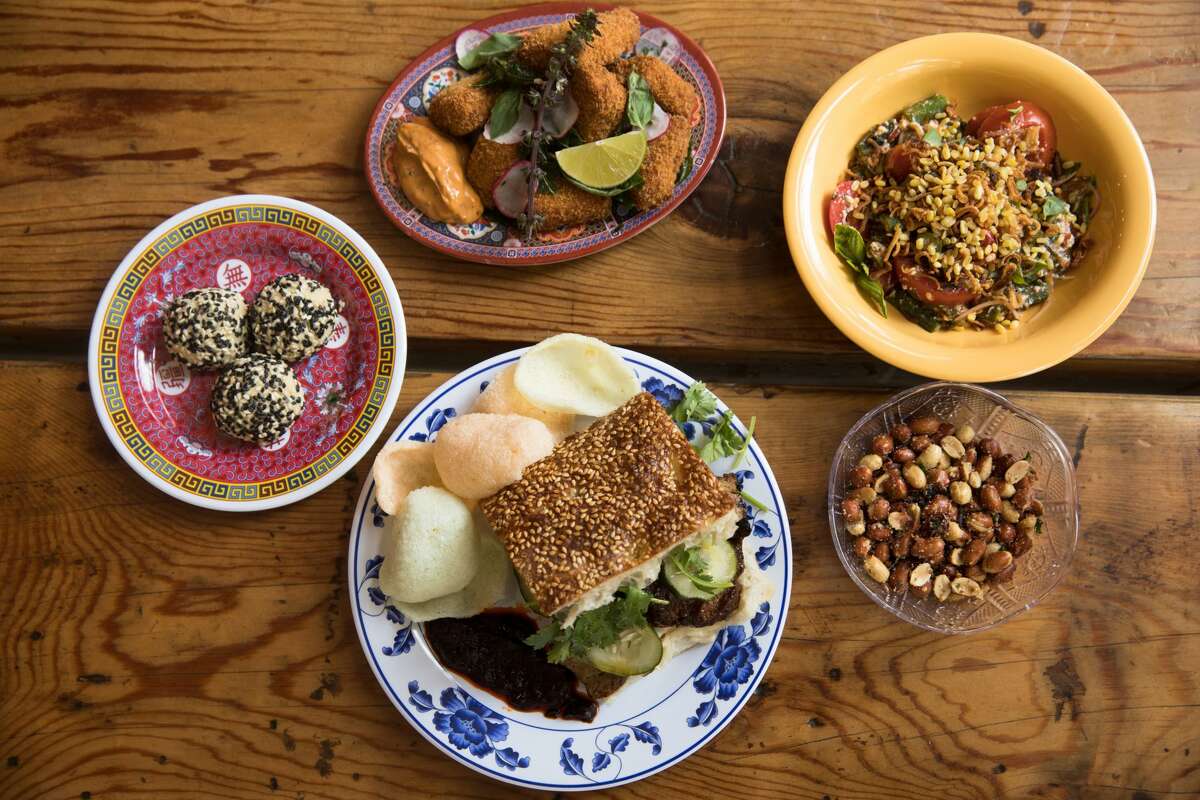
[885,143,920,182]
[966,100,1057,165]
[827,180,858,235]
[894,256,977,307]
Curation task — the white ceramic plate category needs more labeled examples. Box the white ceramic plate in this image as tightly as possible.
[348,347,791,790]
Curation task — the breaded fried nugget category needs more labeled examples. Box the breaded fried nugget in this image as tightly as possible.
[518,8,640,71]
[428,72,498,136]
[571,65,626,142]
[466,139,521,206]
[631,114,690,210]
[612,55,698,117]
[535,183,611,228]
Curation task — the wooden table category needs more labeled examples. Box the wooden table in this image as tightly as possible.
[2,2,1197,798]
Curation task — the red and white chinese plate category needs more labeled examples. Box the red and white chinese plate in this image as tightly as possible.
[88,195,406,512]
[364,2,726,266]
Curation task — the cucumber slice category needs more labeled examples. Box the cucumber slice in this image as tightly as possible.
[585,624,662,676]
[663,540,738,600]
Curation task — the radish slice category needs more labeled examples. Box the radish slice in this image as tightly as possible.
[543,93,580,139]
[455,29,490,63]
[483,101,535,144]
[644,103,670,141]
[492,160,532,219]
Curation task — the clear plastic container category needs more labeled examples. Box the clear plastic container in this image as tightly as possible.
[828,382,1080,634]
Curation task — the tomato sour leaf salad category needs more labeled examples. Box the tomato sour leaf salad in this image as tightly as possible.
[828,95,1099,332]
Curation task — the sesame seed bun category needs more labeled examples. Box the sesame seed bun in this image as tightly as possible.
[379,486,479,603]
[482,392,738,616]
[433,413,556,501]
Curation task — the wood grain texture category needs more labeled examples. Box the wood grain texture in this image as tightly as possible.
[2,361,1197,799]
[0,1,1197,366]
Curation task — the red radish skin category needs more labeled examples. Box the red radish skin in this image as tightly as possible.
[492,160,532,218]
[484,102,535,145]
[455,29,490,63]
[967,100,1057,165]
[894,256,977,306]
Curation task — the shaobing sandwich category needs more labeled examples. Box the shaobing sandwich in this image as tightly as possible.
[482,391,772,695]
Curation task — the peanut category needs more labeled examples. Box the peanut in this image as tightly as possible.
[983,550,1014,574]
[863,555,889,583]
[911,415,941,435]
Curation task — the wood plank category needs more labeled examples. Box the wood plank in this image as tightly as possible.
[1,360,1196,798]
[0,1,1197,365]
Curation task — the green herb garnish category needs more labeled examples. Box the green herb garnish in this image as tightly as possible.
[459,32,522,71]
[1008,104,1024,119]
[833,223,888,318]
[487,88,522,138]
[563,171,643,197]
[740,489,771,514]
[904,94,949,124]
[625,70,654,130]
[731,416,756,469]
[667,546,733,593]
[923,127,943,146]
[670,382,718,424]
[525,584,664,664]
[699,411,745,463]
[1015,178,1028,192]
[1042,195,1070,218]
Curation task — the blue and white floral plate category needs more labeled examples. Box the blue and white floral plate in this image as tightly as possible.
[348,348,791,790]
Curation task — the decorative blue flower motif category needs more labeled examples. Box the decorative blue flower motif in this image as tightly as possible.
[382,606,414,656]
[410,681,529,770]
[641,376,683,409]
[358,554,414,655]
[755,542,778,570]
[687,604,773,727]
[559,738,586,778]
[408,407,457,441]
[479,380,490,393]
[370,502,386,528]
[363,555,384,581]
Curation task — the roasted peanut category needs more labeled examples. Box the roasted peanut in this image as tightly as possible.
[850,487,877,503]
[929,468,950,492]
[889,561,911,591]
[911,536,944,561]
[872,541,891,562]
[980,484,1002,512]
[1019,514,1038,532]
[935,422,956,442]
[1000,481,1016,499]
[994,453,1015,476]
[1030,498,1045,516]
[887,510,910,530]
[956,424,976,444]
[940,435,966,460]
[992,563,1016,584]
[890,423,912,444]
[940,565,959,580]
[949,480,972,505]
[902,462,927,490]
[949,547,964,566]
[978,437,1002,457]
[847,520,866,535]
[1005,459,1031,485]
[967,470,983,489]
[997,522,1017,545]
[893,446,916,464]
[924,495,954,520]
[909,562,933,587]
[852,536,872,558]
[1000,500,1021,523]
[859,453,884,471]
[868,498,891,521]
[1012,480,1034,512]
[951,577,984,597]
[884,475,908,501]
[1010,533,1033,558]
[911,415,941,435]
[893,532,913,558]
[910,579,932,599]
[983,550,1014,574]
[962,446,978,465]
[933,574,952,601]
[917,443,944,469]
[976,453,993,481]
[872,434,895,457]
[911,433,932,452]
[943,520,969,545]
[863,555,889,583]
[867,522,891,541]
[850,465,873,488]
[966,511,994,535]
[962,538,987,565]
[965,564,987,582]
[841,497,864,522]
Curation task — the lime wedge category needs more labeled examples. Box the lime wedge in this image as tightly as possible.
[554,130,647,189]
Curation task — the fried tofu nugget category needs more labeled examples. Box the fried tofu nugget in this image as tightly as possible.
[428,72,498,136]
[466,139,521,206]
[631,114,690,210]
[518,8,640,71]
[571,65,626,142]
[535,183,611,228]
[612,55,698,117]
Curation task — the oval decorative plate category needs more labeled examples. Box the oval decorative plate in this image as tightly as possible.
[88,194,406,512]
[363,3,726,266]
[348,348,790,790]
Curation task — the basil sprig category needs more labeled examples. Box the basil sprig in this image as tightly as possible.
[487,88,522,138]
[904,94,949,124]
[459,32,522,71]
[625,70,654,130]
[1042,195,1070,219]
[834,223,887,317]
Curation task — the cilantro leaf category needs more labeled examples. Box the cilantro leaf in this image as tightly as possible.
[670,382,718,423]
[529,584,662,664]
[523,620,561,649]
[699,411,744,462]
[731,415,756,469]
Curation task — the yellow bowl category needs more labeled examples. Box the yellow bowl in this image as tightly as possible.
[783,33,1156,382]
